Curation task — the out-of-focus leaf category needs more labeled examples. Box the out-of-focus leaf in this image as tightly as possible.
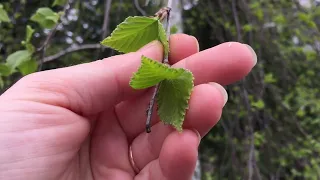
[30,7,60,29]
[0,4,10,23]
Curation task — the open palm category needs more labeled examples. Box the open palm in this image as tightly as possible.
[0,34,256,180]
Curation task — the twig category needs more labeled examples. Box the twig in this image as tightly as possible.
[248,129,254,180]
[166,0,173,9]
[144,0,151,6]
[42,44,101,63]
[96,0,113,60]
[145,84,160,133]
[240,83,255,180]
[145,3,172,133]
[163,6,171,64]
[134,0,147,16]
[109,0,123,57]
[231,0,242,42]
[37,0,71,71]
[101,0,113,45]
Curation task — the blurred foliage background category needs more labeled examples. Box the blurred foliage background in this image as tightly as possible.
[1,0,320,179]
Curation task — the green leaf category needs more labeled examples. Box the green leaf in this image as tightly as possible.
[130,56,194,131]
[243,24,253,32]
[18,58,38,76]
[26,43,35,53]
[274,14,286,24]
[6,50,32,71]
[296,108,305,117]
[0,63,11,76]
[157,20,169,56]
[264,73,277,83]
[101,16,169,55]
[0,76,4,89]
[157,71,194,131]
[52,0,67,7]
[30,7,60,29]
[26,25,35,43]
[20,25,36,53]
[170,25,178,34]
[0,4,10,23]
[251,99,265,109]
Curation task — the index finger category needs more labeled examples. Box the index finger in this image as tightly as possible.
[1,34,199,117]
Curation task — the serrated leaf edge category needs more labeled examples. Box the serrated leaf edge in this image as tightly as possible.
[157,20,170,56]
[100,16,159,53]
[157,70,194,132]
[130,55,194,132]
[129,55,191,89]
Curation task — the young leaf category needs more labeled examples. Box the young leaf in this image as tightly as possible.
[18,59,38,75]
[101,16,169,55]
[30,7,60,29]
[52,0,67,7]
[170,25,178,34]
[0,63,11,76]
[130,56,194,131]
[158,20,169,56]
[26,43,36,53]
[6,50,32,72]
[0,4,10,23]
[26,25,35,43]
[157,71,194,131]
[0,77,4,89]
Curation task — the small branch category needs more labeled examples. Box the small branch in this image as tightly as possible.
[134,0,147,16]
[145,4,172,133]
[37,0,71,71]
[101,0,113,42]
[42,44,101,63]
[231,0,242,42]
[97,0,113,59]
[166,0,173,9]
[144,0,151,6]
[109,0,123,57]
[248,130,254,180]
[163,6,171,64]
[145,84,160,133]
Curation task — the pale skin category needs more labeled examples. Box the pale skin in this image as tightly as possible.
[0,34,256,180]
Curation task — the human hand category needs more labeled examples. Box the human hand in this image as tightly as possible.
[0,34,256,180]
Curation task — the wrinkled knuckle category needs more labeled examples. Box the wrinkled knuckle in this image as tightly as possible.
[14,72,73,109]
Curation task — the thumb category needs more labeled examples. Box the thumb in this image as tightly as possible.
[2,41,163,116]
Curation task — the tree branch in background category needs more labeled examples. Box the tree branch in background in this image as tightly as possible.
[37,0,72,71]
[98,0,113,57]
[145,0,151,6]
[95,0,112,60]
[231,0,242,42]
[240,84,254,180]
[101,0,113,43]
[134,0,147,16]
[231,1,258,178]
[109,0,123,57]
[42,44,102,63]
[146,4,172,133]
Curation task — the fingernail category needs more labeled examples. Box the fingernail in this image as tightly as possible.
[209,82,228,106]
[192,129,201,145]
[244,44,257,66]
[189,35,199,52]
[137,40,160,52]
